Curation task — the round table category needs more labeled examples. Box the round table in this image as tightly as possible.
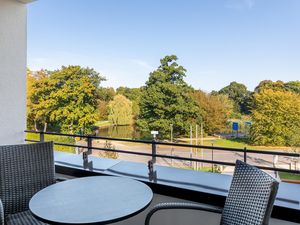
[29,176,153,225]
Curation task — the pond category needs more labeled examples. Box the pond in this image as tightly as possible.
[96,125,151,140]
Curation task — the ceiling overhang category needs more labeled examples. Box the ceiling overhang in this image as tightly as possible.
[17,0,37,4]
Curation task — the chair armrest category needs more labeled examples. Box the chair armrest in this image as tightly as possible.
[145,202,222,225]
[0,198,4,225]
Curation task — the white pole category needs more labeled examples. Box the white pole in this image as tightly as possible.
[171,124,173,167]
[200,122,203,168]
[195,124,198,170]
[190,125,193,168]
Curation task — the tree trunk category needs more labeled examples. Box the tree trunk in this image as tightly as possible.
[43,122,47,132]
[34,120,38,131]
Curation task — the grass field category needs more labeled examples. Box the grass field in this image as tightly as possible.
[202,138,249,149]
[26,133,76,154]
[279,172,300,181]
[95,121,112,127]
[200,138,292,151]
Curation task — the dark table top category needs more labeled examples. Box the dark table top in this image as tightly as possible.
[29,176,153,225]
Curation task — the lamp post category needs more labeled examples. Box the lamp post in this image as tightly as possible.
[210,140,216,172]
[195,124,198,170]
[190,125,193,168]
[170,124,174,167]
[150,131,158,163]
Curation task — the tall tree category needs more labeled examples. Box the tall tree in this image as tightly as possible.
[27,69,55,132]
[108,94,133,125]
[285,81,300,94]
[116,87,143,119]
[26,69,36,130]
[218,81,251,114]
[98,87,115,102]
[50,66,105,134]
[97,87,116,121]
[137,55,198,137]
[250,89,300,146]
[191,90,234,134]
[254,80,285,93]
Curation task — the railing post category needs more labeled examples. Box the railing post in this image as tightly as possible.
[87,136,92,154]
[40,132,44,142]
[83,135,93,161]
[152,139,156,163]
[244,147,247,163]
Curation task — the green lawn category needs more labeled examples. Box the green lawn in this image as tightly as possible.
[201,138,291,151]
[279,172,300,181]
[26,133,75,154]
[203,138,250,149]
[95,121,112,127]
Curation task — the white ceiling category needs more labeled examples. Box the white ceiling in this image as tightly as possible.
[17,0,37,4]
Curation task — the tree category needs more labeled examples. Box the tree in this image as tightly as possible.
[218,81,251,114]
[26,69,36,130]
[288,127,300,151]
[116,87,143,119]
[108,94,133,125]
[191,90,234,134]
[98,87,115,102]
[250,89,300,146]
[27,69,56,132]
[137,55,198,137]
[97,87,115,121]
[254,80,285,93]
[50,66,105,134]
[99,140,118,159]
[255,80,300,94]
[284,81,300,94]
[98,100,109,121]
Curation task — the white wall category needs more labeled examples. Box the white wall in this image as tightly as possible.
[0,0,27,145]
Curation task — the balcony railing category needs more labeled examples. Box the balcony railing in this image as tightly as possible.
[24,130,300,175]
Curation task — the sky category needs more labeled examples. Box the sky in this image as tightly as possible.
[27,0,300,92]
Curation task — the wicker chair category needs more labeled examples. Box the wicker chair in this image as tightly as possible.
[0,142,55,225]
[145,160,279,225]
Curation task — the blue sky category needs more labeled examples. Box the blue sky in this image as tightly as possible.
[27,0,300,91]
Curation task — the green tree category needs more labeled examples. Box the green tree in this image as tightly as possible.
[218,81,251,114]
[99,140,118,159]
[284,81,300,94]
[250,89,300,146]
[254,80,285,93]
[50,66,105,134]
[97,87,116,121]
[108,94,133,125]
[26,69,37,130]
[116,87,143,119]
[98,100,109,121]
[27,69,56,132]
[137,55,198,137]
[288,128,300,151]
[255,80,300,94]
[191,90,234,134]
[98,87,115,102]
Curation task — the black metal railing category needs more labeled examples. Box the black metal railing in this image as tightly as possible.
[24,130,300,174]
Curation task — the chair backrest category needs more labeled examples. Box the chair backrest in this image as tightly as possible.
[220,160,279,225]
[0,142,55,216]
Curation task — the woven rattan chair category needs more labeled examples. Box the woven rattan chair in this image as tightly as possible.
[0,142,55,225]
[145,160,279,225]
